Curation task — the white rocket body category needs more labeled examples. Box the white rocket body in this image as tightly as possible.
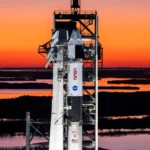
[49,62,64,150]
[48,29,84,150]
[67,62,83,150]
[67,62,82,97]
[68,122,82,150]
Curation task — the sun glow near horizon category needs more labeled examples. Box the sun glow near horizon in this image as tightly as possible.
[0,0,150,68]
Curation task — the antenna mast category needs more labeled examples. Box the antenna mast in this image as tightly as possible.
[70,0,81,13]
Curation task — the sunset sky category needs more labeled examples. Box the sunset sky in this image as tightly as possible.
[0,0,150,68]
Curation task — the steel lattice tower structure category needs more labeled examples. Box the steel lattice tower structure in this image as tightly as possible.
[26,0,103,150]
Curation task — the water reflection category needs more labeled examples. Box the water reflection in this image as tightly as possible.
[1,134,150,150]
[99,134,150,150]
[101,78,150,92]
[99,128,150,137]
[0,78,150,149]
[0,89,52,99]
[1,78,150,99]
[0,136,47,147]
[102,115,149,120]
[0,79,52,84]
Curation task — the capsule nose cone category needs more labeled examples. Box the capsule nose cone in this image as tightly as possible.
[68,29,83,45]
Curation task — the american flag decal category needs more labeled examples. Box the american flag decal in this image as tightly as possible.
[72,139,78,143]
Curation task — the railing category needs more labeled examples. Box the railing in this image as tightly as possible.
[54,10,97,15]
[38,39,52,54]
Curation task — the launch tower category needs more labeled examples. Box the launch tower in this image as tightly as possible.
[27,0,103,150]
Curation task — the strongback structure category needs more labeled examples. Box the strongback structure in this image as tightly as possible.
[26,0,103,150]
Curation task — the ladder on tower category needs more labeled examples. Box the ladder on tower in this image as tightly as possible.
[82,67,97,149]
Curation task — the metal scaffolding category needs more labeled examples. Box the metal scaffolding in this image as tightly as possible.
[26,112,50,150]
[26,1,103,150]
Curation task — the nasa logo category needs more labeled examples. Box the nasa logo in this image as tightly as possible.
[72,85,78,91]
[73,68,77,80]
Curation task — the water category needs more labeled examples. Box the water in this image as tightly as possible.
[0,77,150,149]
[1,78,150,99]
[0,89,52,99]
[1,133,150,149]
[99,134,150,150]
[0,136,47,147]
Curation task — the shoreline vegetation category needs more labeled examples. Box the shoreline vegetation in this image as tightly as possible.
[108,79,150,84]
[0,82,140,90]
[0,92,150,149]
[0,69,150,150]
[1,128,150,137]
[0,117,150,134]
[1,92,150,118]
[0,68,150,78]
[99,130,150,136]
[0,147,109,150]
[0,92,150,135]
[0,77,36,81]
